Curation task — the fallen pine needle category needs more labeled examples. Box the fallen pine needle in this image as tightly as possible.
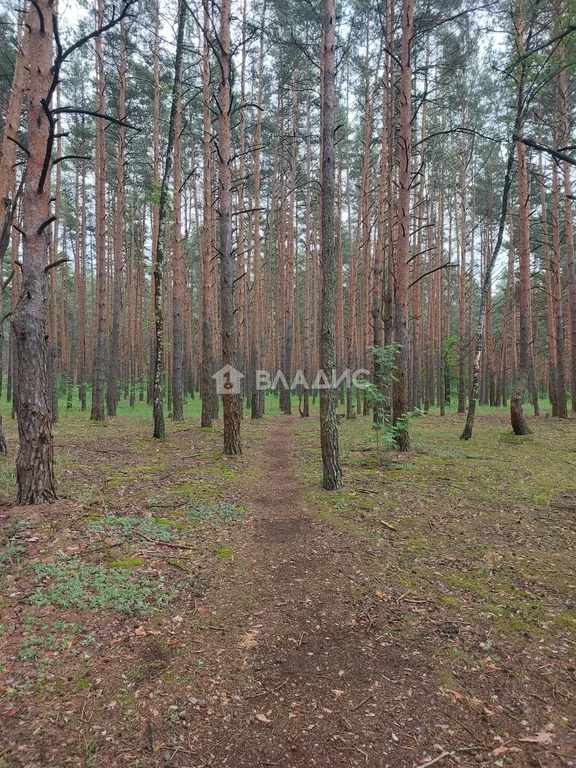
[245,678,289,699]
[416,746,486,768]
[350,692,375,711]
[134,531,196,550]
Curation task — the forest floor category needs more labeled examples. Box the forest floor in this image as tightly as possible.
[0,400,575,768]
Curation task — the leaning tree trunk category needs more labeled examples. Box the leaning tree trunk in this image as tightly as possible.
[461,21,527,440]
[319,0,342,490]
[217,0,242,455]
[460,142,517,439]
[12,0,56,504]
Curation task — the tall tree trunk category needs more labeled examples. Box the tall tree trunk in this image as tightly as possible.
[107,17,126,417]
[90,0,107,422]
[319,0,342,489]
[558,51,576,411]
[345,104,358,421]
[457,133,467,414]
[392,0,414,452]
[550,135,567,417]
[148,0,161,406]
[540,155,558,415]
[301,57,312,419]
[171,51,184,422]
[373,29,391,425]
[0,13,28,456]
[200,7,214,428]
[509,7,533,435]
[250,9,266,419]
[76,156,87,411]
[152,0,186,439]
[12,0,56,503]
[0,14,28,232]
[48,90,60,424]
[217,0,242,455]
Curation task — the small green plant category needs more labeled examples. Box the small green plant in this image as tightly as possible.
[187,503,244,527]
[19,636,44,660]
[86,515,174,542]
[0,462,15,493]
[0,520,26,566]
[0,537,25,566]
[109,558,143,568]
[28,556,180,616]
[215,548,234,560]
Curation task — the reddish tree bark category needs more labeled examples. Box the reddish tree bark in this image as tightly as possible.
[90,0,107,422]
[107,17,127,417]
[171,51,184,422]
[392,0,414,451]
[12,0,56,504]
[217,0,242,455]
[319,0,342,489]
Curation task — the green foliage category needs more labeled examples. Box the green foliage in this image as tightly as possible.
[28,556,179,616]
[145,180,163,207]
[361,344,421,450]
[443,337,459,399]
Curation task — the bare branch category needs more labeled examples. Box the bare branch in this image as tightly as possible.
[44,257,69,271]
[6,135,30,156]
[2,269,15,292]
[37,215,56,235]
[52,107,139,130]
[514,134,576,167]
[53,154,91,165]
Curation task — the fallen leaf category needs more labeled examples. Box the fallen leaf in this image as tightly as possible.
[492,746,523,756]
[238,629,260,650]
[256,713,271,723]
[440,687,465,702]
[519,723,554,745]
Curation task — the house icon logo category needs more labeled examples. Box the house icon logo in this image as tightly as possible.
[213,364,244,395]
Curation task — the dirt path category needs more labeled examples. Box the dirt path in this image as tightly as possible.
[187,418,486,767]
